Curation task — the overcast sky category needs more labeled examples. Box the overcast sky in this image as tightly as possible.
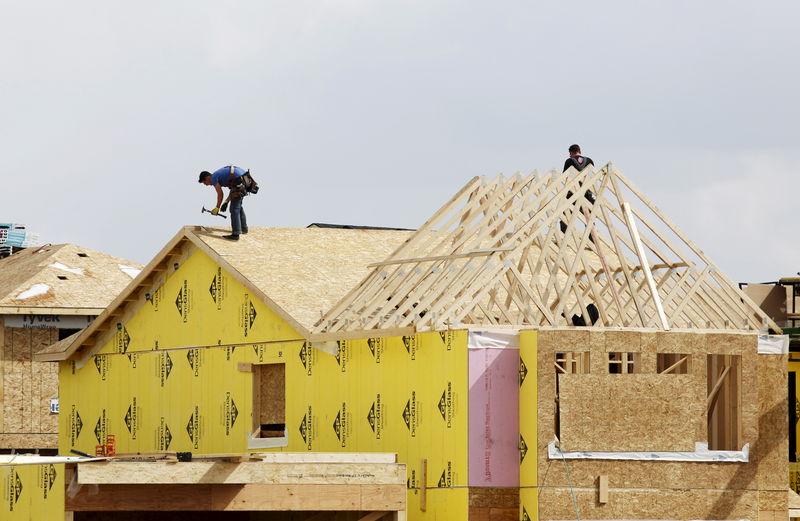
[2,1,798,283]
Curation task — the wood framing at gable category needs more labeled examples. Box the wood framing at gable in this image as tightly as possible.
[312,164,779,340]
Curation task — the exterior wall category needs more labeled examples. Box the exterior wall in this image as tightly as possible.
[0,463,64,519]
[58,248,469,520]
[533,328,787,521]
[0,318,59,449]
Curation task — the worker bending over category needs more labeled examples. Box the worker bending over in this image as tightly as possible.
[198,166,249,241]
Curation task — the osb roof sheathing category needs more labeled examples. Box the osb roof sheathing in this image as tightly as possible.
[190,226,413,331]
[38,226,413,362]
[0,244,143,314]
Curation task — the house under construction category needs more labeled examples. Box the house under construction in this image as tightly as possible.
[20,163,790,520]
[0,243,142,452]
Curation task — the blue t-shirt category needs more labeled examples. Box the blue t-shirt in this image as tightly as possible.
[210,166,245,187]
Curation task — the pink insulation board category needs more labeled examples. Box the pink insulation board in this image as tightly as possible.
[468,334,520,487]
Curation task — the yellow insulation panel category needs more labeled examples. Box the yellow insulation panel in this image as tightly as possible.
[95,248,301,356]
[0,463,63,520]
[58,250,470,519]
[519,330,537,488]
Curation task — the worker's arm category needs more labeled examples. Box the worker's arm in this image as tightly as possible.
[563,159,572,172]
[214,184,224,208]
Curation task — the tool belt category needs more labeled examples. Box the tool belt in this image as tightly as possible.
[229,167,259,198]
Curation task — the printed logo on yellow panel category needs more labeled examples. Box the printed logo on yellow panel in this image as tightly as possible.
[186,406,202,449]
[157,417,172,450]
[224,392,239,436]
[239,294,257,337]
[299,342,315,376]
[407,468,418,489]
[127,352,139,368]
[115,326,131,354]
[175,279,193,323]
[519,435,528,463]
[402,391,418,437]
[149,285,163,311]
[125,398,140,440]
[437,461,453,487]
[94,355,110,381]
[332,402,350,448]
[402,335,417,360]
[335,340,349,372]
[437,382,453,428]
[299,406,314,450]
[70,405,83,446]
[94,409,108,446]
[522,507,531,521]
[367,394,384,439]
[519,357,528,386]
[38,464,57,500]
[209,267,227,310]
[158,352,173,386]
[4,470,22,511]
[368,337,385,363]
[438,331,455,351]
[187,348,204,377]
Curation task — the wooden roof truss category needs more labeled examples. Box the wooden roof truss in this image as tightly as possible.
[312,163,778,339]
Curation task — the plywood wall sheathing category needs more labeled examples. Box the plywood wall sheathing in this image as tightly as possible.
[313,165,778,340]
[0,323,59,448]
[533,328,783,520]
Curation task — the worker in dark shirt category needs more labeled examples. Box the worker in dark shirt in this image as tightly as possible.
[560,144,596,234]
[563,144,595,172]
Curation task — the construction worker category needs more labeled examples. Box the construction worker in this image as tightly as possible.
[559,144,596,235]
[198,166,249,241]
[563,144,594,172]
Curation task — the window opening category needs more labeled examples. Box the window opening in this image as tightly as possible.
[657,353,691,374]
[608,352,640,374]
[707,354,741,450]
[252,363,286,441]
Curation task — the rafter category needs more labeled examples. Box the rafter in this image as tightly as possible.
[310,164,780,340]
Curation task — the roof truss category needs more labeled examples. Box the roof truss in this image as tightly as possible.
[312,163,778,339]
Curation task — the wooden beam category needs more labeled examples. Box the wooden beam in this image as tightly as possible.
[67,483,406,512]
[77,461,406,485]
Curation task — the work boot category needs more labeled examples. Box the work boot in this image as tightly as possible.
[241,227,248,234]
[223,234,240,241]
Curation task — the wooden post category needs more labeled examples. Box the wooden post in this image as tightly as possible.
[598,475,609,504]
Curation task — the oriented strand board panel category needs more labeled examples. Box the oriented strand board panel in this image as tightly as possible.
[558,374,698,451]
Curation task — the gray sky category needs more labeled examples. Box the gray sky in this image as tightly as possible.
[3,1,798,283]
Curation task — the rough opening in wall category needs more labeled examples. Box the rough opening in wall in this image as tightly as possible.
[608,352,640,374]
[555,351,590,440]
[250,363,287,447]
[657,353,691,374]
[707,354,742,450]
[58,328,81,341]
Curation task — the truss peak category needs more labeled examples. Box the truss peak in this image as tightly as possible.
[312,164,777,340]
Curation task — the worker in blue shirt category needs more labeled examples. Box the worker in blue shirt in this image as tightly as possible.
[198,166,248,241]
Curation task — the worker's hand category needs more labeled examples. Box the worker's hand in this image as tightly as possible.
[220,202,229,212]
[211,207,220,216]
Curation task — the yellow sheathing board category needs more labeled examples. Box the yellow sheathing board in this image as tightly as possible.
[520,487,538,521]
[519,330,537,488]
[57,248,468,519]
[95,248,302,356]
[0,463,64,520]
